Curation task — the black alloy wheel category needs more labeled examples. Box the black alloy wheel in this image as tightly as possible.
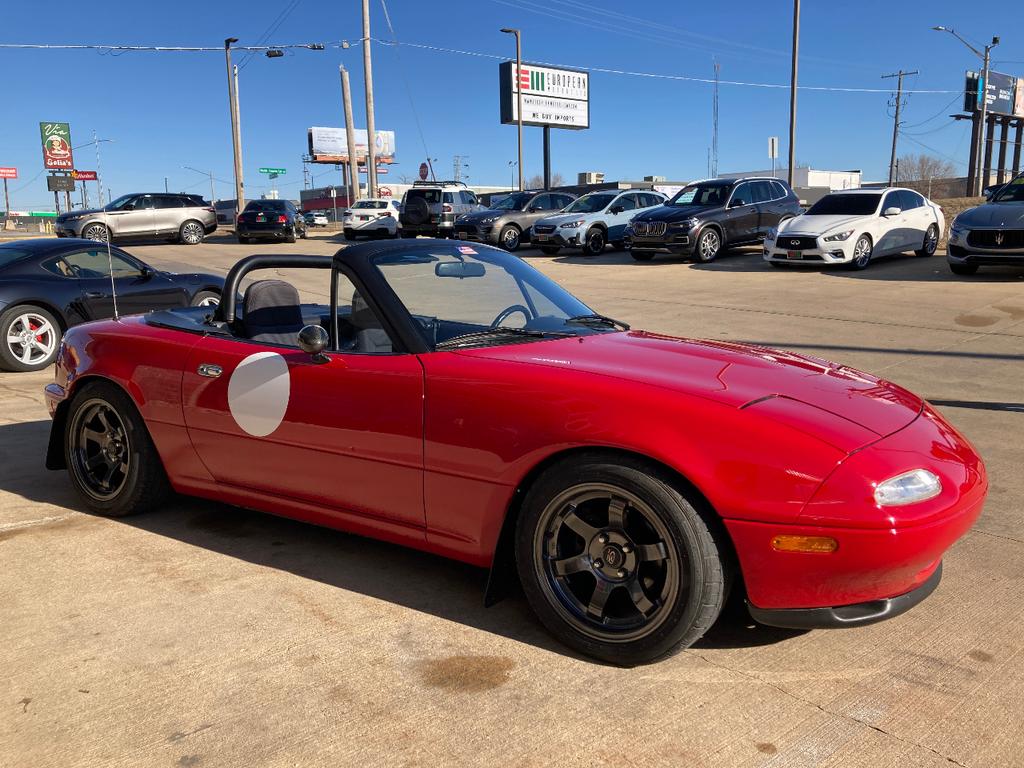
[584,228,606,256]
[499,224,522,251]
[515,454,728,665]
[916,224,938,257]
[65,382,170,516]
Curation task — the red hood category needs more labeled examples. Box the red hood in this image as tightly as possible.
[461,331,922,448]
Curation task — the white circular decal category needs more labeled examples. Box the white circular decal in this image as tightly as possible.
[227,352,290,437]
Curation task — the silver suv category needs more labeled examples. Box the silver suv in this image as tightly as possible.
[54,193,219,245]
[398,181,484,238]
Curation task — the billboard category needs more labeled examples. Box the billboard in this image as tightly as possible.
[307,127,396,164]
[964,70,1019,116]
[39,122,74,169]
[500,61,590,130]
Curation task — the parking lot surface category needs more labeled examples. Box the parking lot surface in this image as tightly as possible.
[2,233,1022,767]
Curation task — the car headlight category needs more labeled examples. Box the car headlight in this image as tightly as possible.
[560,219,585,229]
[873,469,942,507]
[479,216,499,224]
[765,227,778,241]
[670,217,699,230]
[950,217,966,234]
[823,229,854,242]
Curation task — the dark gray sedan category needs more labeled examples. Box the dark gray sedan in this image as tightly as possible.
[454,190,576,251]
[947,175,1024,275]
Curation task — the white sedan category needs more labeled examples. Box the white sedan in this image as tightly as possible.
[764,188,944,270]
[343,199,400,240]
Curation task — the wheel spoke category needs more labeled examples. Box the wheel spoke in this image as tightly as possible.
[18,346,32,363]
[628,579,655,615]
[7,335,22,345]
[95,409,112,432]
[562,505,598,541]
[82,427,105,446]
[85,453,107,471]
[607,496,626,528]
[34,321,54,339]
[587,579,615,620]
[637,542,668,562]
[552,554,590,576]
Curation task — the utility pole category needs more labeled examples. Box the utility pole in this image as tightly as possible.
[164,176,169,193]
[711,60,720,178]
[501,28,524,191]
[787,0,799,188]
[882,69,918,186]
[453,155,469,184]
[361,0,378,198]
[93,130,105,206]
[340,64,359,204]
[224,38,245,220]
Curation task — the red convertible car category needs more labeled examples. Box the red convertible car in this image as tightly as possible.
[44,241,987,664]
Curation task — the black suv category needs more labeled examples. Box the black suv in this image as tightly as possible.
[454,190,576,251]
[625,177,803,262]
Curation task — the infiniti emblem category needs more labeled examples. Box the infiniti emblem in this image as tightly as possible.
[790,239,800,246]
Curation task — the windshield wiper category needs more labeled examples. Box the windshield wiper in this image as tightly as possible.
[565,313,630,331]
[436,326,576,350]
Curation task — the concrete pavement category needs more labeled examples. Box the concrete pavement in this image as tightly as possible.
[1,233,1022,767]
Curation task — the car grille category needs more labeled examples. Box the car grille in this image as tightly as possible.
[780,236,819,250]
[632,221,667,237]
[534,224,556,235]
[967,229,1024,249]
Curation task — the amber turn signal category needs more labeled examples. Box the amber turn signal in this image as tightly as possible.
[771,535,839,553]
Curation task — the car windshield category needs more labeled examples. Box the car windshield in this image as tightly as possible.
[668,183,730,207]
[353,200,387,209]
[244,200,288,212]
[563,193,616,213]
[490,192,532,211]
[806,194,881,216]
[372,244,619,349]
[993,178,1024,202]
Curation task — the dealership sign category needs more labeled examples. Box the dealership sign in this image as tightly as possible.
[39,122,74,169]
[0,167,17,179]
[499,61,590,130]
[307,127,396,164]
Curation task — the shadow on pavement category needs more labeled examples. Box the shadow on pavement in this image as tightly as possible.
[0,418,803,661]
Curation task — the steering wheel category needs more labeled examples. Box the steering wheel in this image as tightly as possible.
[491,304,531,328]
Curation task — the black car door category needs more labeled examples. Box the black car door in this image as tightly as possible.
[61,247,189,319]
[722,181,759,243]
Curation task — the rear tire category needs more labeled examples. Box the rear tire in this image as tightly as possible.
[190,290,220,308]
[915,224,938,257]
[515,454,728,666]
[64,381,171,517]
[0,304,61,372]
[950,262,979,275]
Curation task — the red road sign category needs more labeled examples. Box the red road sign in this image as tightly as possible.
[0,167,17,179]
[72,170,97,181]
[418,162,429,181]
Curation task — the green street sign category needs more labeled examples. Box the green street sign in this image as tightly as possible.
[259,167,286,174]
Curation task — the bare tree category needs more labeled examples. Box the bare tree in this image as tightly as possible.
[526,172,566,189]
[897,153,957,182]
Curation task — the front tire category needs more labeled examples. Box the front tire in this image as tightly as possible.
[179,219,205,245]
[694,228,721,263]
[499,224,522,251]
[64,381,171,517]
[190,290,220,308]
[915,224,938,257]
[81,222,110,242]
[583,227,606,256]
[0,304,61,372]
[515,454,728,666]
[850,234,872,270]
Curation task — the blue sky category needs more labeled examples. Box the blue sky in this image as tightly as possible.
[1,0,1022,209]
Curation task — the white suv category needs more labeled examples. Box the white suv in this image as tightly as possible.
[343,198,400,240]
[532,189,667,255]
[399,181,484,238]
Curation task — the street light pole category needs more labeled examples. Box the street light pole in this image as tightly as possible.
[932,26,999,196]
[224,38,245,220]
[501,28,524,192]
[787,0,799,189]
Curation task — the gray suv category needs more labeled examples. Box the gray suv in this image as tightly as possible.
[54,193,218,245]
[947,174,1024,275]
[454,190,576,251]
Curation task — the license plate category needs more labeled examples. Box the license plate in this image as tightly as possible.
[359,216,369,221]
[786,251,801,259]
[256,214,266,222]
[534,234,549,241]
[457,231,468,239]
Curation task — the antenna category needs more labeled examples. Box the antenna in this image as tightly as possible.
[103,206,119,320]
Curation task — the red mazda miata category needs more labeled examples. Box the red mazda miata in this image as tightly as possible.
[44,241,987,664]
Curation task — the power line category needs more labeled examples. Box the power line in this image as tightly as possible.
[238,0,303,70]
[0,42,329,52]
[378,0,433,164]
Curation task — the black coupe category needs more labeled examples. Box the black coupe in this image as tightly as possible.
[0,239,224,372]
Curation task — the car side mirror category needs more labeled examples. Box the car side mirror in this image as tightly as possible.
[527,206,539,212]
[140,265,154,279]
[610,205,624,214]
[124,204,135,211]
[730,198,746,208]
[297,325,330,363]
[883,206,901,217]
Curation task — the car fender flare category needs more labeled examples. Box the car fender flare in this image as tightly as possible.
[483,445,738,607]
[45,373,137,470]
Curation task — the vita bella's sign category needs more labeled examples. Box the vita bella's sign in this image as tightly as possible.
[39,122,74,169]
[500,62,590,130]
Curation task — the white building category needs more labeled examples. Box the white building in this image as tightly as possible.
[717,168,862,191]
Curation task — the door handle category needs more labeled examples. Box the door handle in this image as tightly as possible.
[84,291,104,298]
[197,363,223,378]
